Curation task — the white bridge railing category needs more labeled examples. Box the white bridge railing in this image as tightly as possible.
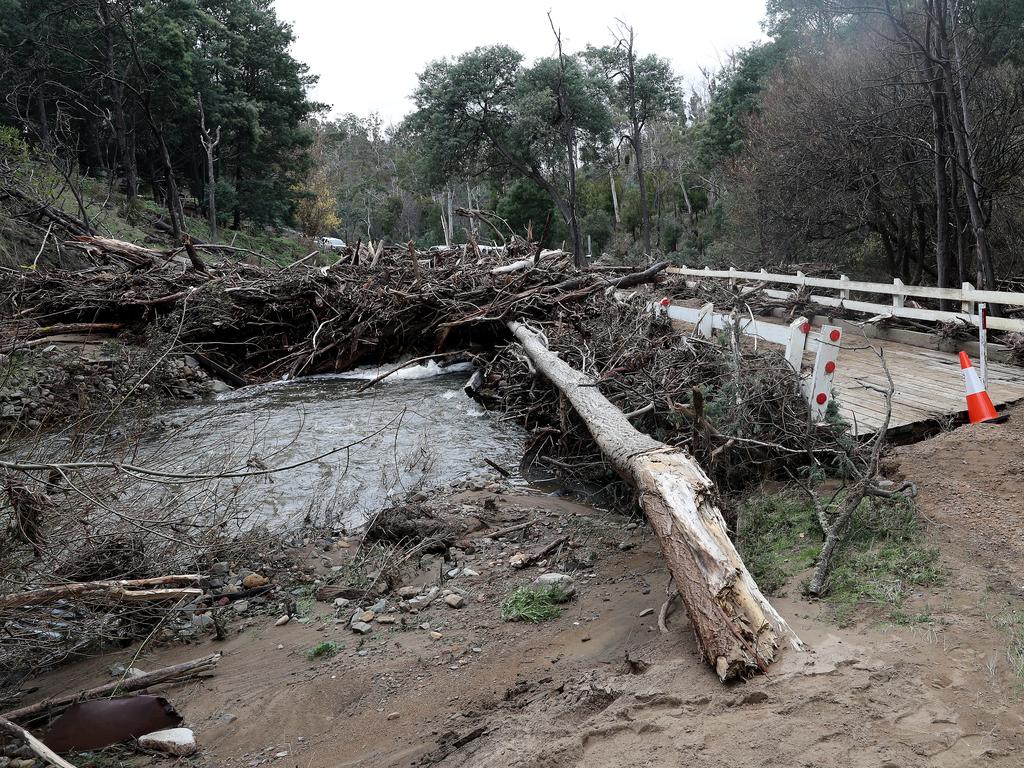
[650,299,841,420]
[667,266,1024,333]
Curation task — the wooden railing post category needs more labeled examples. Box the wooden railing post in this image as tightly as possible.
[893,278,905,309]
[785,316,810,374]
[961,282,976,316]
[804,325,842,420]
[839,274,850,301]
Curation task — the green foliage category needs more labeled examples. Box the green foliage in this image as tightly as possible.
[306,641,340,661]
[406,44,612,255]
[736,491,822,594]
[496,179,566,246]
[500,585,567,622]
[583,42,684,131]
[698,41,788,164]
[737,488,941,625]
[824,496,941,625]
[581,208,613,253]
[0,0,319,229]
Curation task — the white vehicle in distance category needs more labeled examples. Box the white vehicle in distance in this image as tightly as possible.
[318,237,347,250]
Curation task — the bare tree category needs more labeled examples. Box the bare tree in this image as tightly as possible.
[198,94,221,240]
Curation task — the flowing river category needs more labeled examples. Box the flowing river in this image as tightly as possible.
[77,362,527,531]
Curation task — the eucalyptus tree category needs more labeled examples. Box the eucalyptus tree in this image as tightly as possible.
[408,44,612,266]
[585,22,683,256]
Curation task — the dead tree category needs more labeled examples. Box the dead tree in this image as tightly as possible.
[508,320,803,680]
[198,94,221,240]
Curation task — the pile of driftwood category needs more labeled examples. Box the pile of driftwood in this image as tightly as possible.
[1,236,665,381]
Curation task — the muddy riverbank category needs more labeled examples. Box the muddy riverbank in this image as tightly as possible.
[20,405,1024,766]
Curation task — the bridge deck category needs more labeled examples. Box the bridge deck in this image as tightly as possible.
[823,337,1024,436]
[671,317,1024,436]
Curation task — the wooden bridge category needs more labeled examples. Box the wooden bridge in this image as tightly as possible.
[658,267,1024,437]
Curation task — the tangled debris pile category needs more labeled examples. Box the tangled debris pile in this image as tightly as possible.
[1,237,663,383]
[474,297,850,505]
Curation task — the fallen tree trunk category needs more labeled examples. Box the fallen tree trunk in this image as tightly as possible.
[1,653,221,723]
[0,576,201,609]
[507,320,803,680]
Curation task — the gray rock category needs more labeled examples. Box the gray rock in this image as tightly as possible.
[351,621,372,634]
[532,573,576,601]
[232,599,250,614]
[408,587,440,609]
[211,561,230,575]
[192,613,216,631]
[443,594,465,609]
[220,713,238,724]
[397,585,421,599]
[138,728,197,756]
[209,379,232,394]
[462,568,480,577]
[370,598,389,613]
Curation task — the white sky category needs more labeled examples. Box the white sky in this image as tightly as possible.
[272,0,768,125]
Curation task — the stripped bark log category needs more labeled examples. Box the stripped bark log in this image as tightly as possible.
[507,320,803,680]
[0,716,78,768]
[0,576,201,609]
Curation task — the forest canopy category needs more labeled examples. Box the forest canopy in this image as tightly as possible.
[4,0,1024,290]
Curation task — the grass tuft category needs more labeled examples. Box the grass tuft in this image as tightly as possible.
[500,586,567,623]
[825,495,941,625]
[990,610,1024,680]
[306,641,340,661]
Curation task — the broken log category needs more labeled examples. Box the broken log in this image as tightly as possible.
[1,653,221,723]
[0,576,201,609]
[507,320,803,680]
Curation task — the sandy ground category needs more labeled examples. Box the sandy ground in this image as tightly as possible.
[17,406,1024,768]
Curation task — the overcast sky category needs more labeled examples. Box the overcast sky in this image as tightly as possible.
[271,0,768,125]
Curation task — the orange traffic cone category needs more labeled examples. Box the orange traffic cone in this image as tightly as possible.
[959,351,1006,424]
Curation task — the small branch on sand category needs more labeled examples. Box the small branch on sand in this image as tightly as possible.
[511,535,569,569]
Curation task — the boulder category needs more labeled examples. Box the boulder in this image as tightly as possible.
[532,573,576,602]
[138,728,197,756]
